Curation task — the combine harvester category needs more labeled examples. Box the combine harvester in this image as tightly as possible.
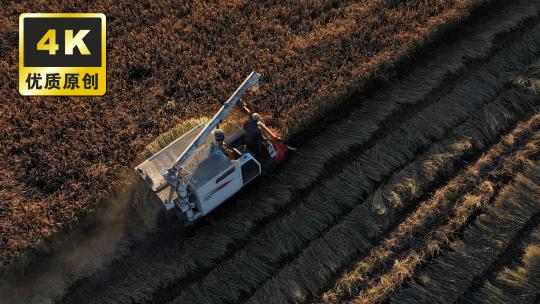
[135,72,290,222]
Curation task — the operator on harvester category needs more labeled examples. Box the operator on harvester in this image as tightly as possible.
[243,112,263,155]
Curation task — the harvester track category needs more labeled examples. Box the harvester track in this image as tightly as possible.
[56,0,540,303]
[318,114,540,304]
[461,225,540,304]
[459,218,540,303]
[388,159,540,304]
[171,23,540,304]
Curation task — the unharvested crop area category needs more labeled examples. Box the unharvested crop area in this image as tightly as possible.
[2,0,540,303]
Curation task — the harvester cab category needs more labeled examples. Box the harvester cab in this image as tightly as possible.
[135,71,289,222]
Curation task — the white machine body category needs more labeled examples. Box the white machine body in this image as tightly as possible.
[192,153,260,215]
[135,123,263,220]
[134,71,284,222]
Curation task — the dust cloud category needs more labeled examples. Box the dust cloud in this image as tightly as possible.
[0,178,154,304]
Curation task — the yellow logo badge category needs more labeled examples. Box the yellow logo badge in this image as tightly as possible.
[19,13,106,96]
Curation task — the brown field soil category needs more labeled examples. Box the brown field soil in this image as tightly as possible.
[0,0,484,269]
[2,0,540,303]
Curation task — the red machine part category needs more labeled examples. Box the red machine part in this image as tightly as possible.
[272,139,288,163]
[240,101,289,163]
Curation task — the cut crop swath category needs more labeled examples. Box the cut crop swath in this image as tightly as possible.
[169,13,540,304]
[461,227,540,304]
[388,160,540,304]
[318,109,540,304]
[251,81,540,303]
[255,88,540,304]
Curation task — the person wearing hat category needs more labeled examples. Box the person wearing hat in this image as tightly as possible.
[243,112,263,155]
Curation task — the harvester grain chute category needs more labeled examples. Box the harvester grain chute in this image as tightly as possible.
[135,71,290,221]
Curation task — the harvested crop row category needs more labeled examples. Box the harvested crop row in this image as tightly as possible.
[81,4,540,302]
[0,0,496,267]
[462,227,540,304]
[167,21,540,304]
[247,72,540,304]
[317,107,540,304]
[268,0,538,196]
[387,160,540,304]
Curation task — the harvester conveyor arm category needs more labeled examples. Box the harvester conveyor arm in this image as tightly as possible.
[166,71,260,177]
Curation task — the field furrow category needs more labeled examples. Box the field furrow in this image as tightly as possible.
[249,82,540,303]
[387,159,540,304]
[316,108,540,303]
[167,18,540,304]
[59,3,540,303]
[254,91,540,304]
[461,228,540,304]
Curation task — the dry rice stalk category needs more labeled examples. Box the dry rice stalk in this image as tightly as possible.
[357,154,540,303]
[462,228,540,303]
[321,115,540,303]
[357,170,536,304]
[389,161,540,303]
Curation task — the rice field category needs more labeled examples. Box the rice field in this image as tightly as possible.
[2,0,540,303]
[0,0,487,269]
